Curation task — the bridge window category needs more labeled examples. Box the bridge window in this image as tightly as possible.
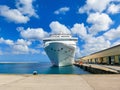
[61,48,63,50]
[65,51,67,53]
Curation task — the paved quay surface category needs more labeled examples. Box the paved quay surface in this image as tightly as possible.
[78,64,120,73]
[88,64,120,71]
[0,74,120,90]
[102,65,120,72]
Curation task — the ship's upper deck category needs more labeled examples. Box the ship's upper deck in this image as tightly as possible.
[50,34,71,38]
[43,34,78,42]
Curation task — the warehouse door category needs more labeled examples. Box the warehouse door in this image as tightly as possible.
[108,56,114,65]
[95,58,98,64]
[119,56,120,64]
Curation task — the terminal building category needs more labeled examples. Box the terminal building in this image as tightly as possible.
[80,44,120,65]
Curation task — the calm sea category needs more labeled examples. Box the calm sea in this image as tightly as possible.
[0,62,90,74]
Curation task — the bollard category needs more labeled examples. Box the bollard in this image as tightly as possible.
[33,71,38,75]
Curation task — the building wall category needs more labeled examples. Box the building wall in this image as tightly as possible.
[97,58,101,64]
[103,57,108,64]
[114,55,119,64]
[81,55,120,65]
[80,45,120,65]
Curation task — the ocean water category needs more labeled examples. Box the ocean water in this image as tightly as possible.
[0,63,90,74]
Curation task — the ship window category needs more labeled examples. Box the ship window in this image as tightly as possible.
[61,48,63,50]
[65,51,67,53]
[51,48,53,50]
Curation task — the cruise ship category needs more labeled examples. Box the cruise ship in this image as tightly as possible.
[43,33,78,66]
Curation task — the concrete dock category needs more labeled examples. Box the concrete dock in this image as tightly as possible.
[74,64,120,74]
[0,74,120,90]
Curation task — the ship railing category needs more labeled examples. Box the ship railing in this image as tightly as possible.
[50,33,71,36]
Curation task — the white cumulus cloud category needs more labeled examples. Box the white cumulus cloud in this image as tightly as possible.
[54,7,70,15]
[104,25,120,40]
[16,39,31,46]
[0,5,29,23]
[112,40,120,46]
[0,38,40,54]
[69,22,112,56]
[107,4,120,14]
[0,0,38,23]
[16,0,38,18]
[0,37,14,45]
[87,12,113,35]
[71,23,87,39]
[49,21,71,34]
[13,39,40,54]
[18,27,49,40]
[75,46,81,58]
[79,0,111,13]
[13,44,29,54]
[81,36,111,56]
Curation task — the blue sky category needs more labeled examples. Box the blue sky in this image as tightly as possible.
[0,0,120,62]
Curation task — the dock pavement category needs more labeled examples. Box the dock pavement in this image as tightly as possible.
[0,74,120,90]
[74,63,120,74]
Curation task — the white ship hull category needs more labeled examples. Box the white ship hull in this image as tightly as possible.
[44,42,76,66]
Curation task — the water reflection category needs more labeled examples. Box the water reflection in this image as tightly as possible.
[46,65,90,74]
[0,63,90,74]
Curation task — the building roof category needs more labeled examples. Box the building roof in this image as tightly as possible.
[81,44,120,60]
